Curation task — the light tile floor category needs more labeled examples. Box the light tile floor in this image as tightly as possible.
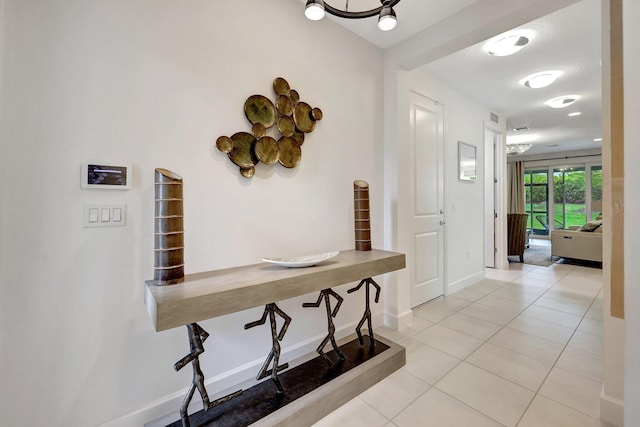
[313,262,610,427]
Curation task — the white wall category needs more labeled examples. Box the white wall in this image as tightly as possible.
[397,69,504,294]
[381,63,503,326]
[0,0,384,425]
[624,0,640,424]
[380,1,570,325]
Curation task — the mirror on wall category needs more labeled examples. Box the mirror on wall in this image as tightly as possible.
[458,141,477,182]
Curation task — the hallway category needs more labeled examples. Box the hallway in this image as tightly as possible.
[314,263,606,426]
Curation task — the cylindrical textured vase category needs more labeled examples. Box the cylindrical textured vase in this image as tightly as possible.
[353,180,371,251]
[154,168,185,285]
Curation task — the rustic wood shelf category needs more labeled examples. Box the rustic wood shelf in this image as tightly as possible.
[145,249,405,332]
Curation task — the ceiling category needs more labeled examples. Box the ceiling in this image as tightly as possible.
[302,0,602,157]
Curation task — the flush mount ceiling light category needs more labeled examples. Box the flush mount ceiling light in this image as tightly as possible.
[544,95,579,109]
[486,34,530,56]
[520,70,562,89]
[305,0,401,31]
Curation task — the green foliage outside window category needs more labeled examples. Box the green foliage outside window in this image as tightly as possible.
[523,165,603,232]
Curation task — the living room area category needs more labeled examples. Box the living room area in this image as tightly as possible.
[507,152,603,269]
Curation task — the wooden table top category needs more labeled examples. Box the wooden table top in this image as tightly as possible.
[145,249,405,331]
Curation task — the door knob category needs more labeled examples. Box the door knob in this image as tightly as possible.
[440,220,446,225]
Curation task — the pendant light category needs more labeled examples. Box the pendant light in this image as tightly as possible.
[304,0,401,31]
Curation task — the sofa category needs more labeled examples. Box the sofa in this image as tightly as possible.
[550,220,603,262]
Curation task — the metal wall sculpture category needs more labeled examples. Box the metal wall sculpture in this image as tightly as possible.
[216,77,323,178]
[353,180,372,251]
[154,168,185,285]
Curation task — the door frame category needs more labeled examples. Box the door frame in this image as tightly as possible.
[484,125,497,268]
[485,121,507,269]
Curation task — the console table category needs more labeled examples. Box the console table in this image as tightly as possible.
[145,249,406,427]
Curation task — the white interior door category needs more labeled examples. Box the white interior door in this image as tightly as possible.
[409,92,445,308]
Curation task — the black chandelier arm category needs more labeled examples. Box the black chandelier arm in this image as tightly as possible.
[323,0,401,19]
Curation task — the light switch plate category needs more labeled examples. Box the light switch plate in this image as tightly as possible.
[84,204,126,227]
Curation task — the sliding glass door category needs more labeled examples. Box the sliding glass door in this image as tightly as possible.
[524,170,549,236]
[553,167,586,229]
[523,163,602,236]
[591,165,603,220]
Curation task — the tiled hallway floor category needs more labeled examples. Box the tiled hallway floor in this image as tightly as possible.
[313,263,608,427]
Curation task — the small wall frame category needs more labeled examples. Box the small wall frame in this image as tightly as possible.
[458,141,477,182]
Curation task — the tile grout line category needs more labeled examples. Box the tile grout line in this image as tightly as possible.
[372,265,602,427]
[511,268,602,425]
[437,266,603,425]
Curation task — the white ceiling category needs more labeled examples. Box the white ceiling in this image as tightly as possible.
[302,0,602,157]
[310,0,481,50]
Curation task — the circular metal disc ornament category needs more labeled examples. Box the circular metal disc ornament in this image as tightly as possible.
[276,95,294,117]
[278,137,302,169]
[278,116,295,137]
[254,136,279,165]
[216,136,233,153]
[290,89,300,105]
[273,77,291,96]
[311,107,323,121]
[293,102,315,133]
[228,132,258,168]
[292,130,305,146]
[240,167,255,178]
[244,95,276,128]
[252,123,266,138]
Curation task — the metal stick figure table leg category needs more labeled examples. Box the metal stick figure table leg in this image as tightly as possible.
[174,323,243,427]
[347,277,381,348]
[303,288,346,366]
[244,303,292,393]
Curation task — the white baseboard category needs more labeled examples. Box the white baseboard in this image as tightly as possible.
[100,321,366,427]
[446,270,485,295]
[600,387,624,426]
[384,309,412,330]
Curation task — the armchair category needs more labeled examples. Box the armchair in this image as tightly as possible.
[507,213,529,263]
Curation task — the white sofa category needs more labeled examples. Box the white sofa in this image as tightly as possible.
[551,223,603,262]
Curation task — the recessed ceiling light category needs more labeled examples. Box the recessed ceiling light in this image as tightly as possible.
[594,138,603,142]
[544,95,579,109]
[568,112,582,117]
[547,144,558,147]
[513,126,530,132]
[486,34,530,56]
[520,70,562,89]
